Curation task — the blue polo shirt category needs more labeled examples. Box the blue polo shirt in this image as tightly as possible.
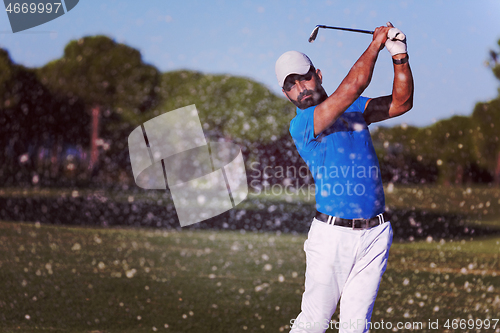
[289,96,385,219]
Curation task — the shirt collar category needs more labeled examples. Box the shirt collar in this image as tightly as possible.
[296,105,316,115]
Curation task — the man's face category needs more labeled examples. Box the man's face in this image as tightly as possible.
[282,68,326,110]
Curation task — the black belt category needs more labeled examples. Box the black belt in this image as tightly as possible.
[315,211,388,230]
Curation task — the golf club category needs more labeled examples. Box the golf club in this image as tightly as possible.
[308,25,374,43]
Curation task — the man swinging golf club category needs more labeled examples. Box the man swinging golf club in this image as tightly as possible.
[275,22,414,333]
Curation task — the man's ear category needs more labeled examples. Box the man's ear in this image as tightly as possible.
[316,69,323,84]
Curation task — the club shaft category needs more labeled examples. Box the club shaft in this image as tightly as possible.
[318,25,374,34]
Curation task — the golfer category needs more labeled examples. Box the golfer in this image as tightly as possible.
[275,22,413,333]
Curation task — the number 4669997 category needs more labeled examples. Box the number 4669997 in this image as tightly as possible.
[444,318,498,330]
[6,2,62,14]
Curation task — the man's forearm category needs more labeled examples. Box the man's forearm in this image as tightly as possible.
[313,26,391,136]
[343,42,381,95]
[389,54,414,116]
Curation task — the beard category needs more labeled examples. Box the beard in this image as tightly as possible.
[289,87,328,110]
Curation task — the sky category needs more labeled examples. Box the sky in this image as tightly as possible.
[1,0,499,127]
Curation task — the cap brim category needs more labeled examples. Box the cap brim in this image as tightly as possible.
[279,64,311,88]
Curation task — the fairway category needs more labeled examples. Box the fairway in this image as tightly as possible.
[0,220,498,333]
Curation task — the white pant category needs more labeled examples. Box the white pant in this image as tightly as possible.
[290,218,393,333]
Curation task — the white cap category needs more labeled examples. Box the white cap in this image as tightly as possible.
[275,51,313,88]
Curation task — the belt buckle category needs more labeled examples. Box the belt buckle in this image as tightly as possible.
[352,218,365,230]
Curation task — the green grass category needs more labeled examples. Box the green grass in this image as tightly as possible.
[1,184,499,332]
[384,184,500,227]
[0,221,499,333]
[2,184,499,224]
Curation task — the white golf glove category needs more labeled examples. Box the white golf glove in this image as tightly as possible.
[385,22,407,56]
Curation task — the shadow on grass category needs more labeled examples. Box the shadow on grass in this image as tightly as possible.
[1,195,499,241]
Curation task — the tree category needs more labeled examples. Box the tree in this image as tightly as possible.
[371,125,438,184]
[0,48,89,185]
[116,70,297,190]
[477,39,500,184]
[471,99,500,184]
[124,70,295,144]
[487,43,500,82]
[36,36,160,178]
[37,35,159,113]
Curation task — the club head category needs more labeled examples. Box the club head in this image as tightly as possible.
[308,26,320,43]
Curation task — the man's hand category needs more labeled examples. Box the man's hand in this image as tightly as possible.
[385,22,407,56]
[363,22,413,125]
[371,25,391,51]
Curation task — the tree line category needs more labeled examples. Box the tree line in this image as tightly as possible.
[371,40,500,186]
[1,35,499,189]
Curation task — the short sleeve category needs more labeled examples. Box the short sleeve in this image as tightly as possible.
[289,106,320,152]
[357,96,370,113]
